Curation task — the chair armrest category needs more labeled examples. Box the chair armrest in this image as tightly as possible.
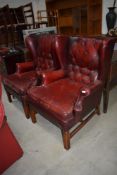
[0,102,5,128]
[74,81,103,112]
[16,61,34,74]
[40,69,66,85]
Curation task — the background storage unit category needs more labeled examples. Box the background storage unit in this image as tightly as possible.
[46,0,102,36]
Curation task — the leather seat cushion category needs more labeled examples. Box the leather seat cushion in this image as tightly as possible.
[3,71,37,95]
[27,78,84,122]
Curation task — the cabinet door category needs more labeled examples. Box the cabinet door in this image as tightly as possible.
[88,0,102,35]
[80,6,87,35]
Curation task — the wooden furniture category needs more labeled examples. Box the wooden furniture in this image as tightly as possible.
[0,5,13,46]
[26,35,109,150]
[0,48,25,75]
[10,6,28,45]
[3,34,116,149]
[36,10,57,28]
[36,10,48,28]
[2,34,62,119]
[1,5,20,47]
[103,50,117,113]
[23,2,36,29]
[0,8,8,46]
[46,0,102,35]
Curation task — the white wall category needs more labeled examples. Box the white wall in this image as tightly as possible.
[102,0,117,34]
[38,0,46,11]
[0,0,45,22]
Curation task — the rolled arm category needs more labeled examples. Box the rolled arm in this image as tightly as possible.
[74,81,103,112]
[74,87,91,112]
[16,61,34,74]
[40,69,66,85]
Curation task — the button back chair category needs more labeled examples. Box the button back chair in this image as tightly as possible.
[3,34,63,120]
[26,36,116,149]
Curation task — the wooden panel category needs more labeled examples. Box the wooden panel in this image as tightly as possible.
[58,16,73,27]
[46,0,87,10]
[87,0,102,35]
[46,0,102,36]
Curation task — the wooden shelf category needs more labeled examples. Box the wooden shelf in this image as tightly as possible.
[46,0,102,36]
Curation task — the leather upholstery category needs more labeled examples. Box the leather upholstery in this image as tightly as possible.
[16,61,34,74]
[27,36,116,134]
[0,76,4,128]
[3,34,62,95]
[3,71,37,95]
[3,34,116,149]
[0,76,23,174]
[25,34,61,70]
[27,36,109,129]
[28,78,102,129]
[69,38,101,70]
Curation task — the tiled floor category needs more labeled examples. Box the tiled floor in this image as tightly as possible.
[2,86,117,175]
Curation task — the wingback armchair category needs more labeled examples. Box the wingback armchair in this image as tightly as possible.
[3,34,62,119]
[26,36,116,150]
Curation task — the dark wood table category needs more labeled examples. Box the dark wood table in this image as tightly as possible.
[0,47,25,75]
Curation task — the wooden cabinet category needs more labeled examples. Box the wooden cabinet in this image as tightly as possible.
[0,48,25,75]
[87,0,102,35]
[46,0,102,36]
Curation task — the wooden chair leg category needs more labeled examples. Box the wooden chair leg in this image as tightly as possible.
[5,31,9,47]
[30,108,37,123]
[22,100,30,119]
[103,88,109,113]
[61,130,70,150]
[6,91,12,103]
[96,106,100,115]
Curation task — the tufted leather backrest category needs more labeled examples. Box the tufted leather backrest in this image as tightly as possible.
[67,64,98,85]
[36,34,60,71]
[25,34,116,85]
[67,37,116,85]
[69,37,101,70]
[25,34,61,71]
[25,34,39,64]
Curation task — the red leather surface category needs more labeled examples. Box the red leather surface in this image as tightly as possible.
[28,75,102,120]
[27,35,116,130]
[67,64,98,84]
[28,78,82,118]
[0,103,5,128]
[2,35,116,131]
[16,61,34,74]
[3,71,37,94]
[98,37,116,85]
[0,76,4,128]
[54,35,69,69]
[0,77,23,174]
[41,69,66,85]
[3,34,63,95]
[25,34,61,69]
[0,121,23,174]
[69,38,100,70]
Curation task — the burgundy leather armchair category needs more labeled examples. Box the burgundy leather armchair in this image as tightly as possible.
[0,76,23,174]
[26,36,115,150]
[3,34,62,119]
